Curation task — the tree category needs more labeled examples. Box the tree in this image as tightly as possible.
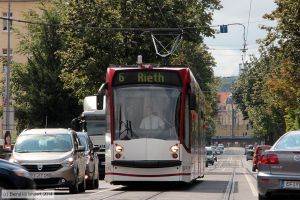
[232,0,300,142]
[59,0,221,99]
[11,1,81,131]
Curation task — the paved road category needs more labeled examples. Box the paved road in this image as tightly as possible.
[34,147,299,200]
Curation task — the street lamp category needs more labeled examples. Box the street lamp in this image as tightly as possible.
[3,0,12,136]
[219,23,248,66]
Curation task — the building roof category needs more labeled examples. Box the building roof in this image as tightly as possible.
[217,92,232,105]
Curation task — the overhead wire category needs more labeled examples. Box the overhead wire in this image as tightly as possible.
[240,0,253,68]
[245,0,253,43]
[0,16,274,33]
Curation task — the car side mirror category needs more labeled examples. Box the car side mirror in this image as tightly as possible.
[77,146,85,152]
[93,145,100,152]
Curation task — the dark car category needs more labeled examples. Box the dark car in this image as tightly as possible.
[0,158,35,189]
[205,147,215,167]
[252,145,272,172]
[77,132,99,190]
[245,144,254,155]
[257,130,300,200]
[246,149,254,161]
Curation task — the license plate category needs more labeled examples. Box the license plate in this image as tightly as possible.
[282,181,300,189]
[32,173,50,179]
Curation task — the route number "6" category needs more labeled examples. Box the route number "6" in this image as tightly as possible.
[119,73,125,82]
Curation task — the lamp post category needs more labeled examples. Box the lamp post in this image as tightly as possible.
[3,0,12,135]
[219,23,248,66]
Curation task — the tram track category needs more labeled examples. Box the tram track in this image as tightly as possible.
[90,185,168,200]
[93,153,246,200]
[102,190,166,200]
[222,154,243,200]
[223,167,236,200]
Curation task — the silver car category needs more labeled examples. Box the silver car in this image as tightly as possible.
[257,130,300,200]
[205,147,214,167]
[77,132,99,189]
[9,128,86,194]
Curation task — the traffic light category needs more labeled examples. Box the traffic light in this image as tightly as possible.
[220,25,228,33]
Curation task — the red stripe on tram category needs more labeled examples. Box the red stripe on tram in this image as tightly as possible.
[105,172,191,177]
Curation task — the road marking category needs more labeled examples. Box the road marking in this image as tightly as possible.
[244,173,258,197]
[89,186,123,196]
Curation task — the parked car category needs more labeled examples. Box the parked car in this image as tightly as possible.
[9,128,86,194]
[211,146,220,155]
[252,145,272,172]
[77,132,99,189]
[210,146,218,161]
[246,149,254,161]
[217,146,224,154]
[0,158,35,189]
[245,144,254,155]
[257,130,300,200]
[217,144,224,154]
[205,147,215,167]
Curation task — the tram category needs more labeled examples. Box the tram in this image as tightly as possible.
[103,64,206,184]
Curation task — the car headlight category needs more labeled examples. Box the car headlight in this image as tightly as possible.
[13,169,31,179]
[85,155,90,165]
[9,157,19,164]
[62,157,74,167]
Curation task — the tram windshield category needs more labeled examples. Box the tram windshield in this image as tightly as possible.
[113,86,181,140]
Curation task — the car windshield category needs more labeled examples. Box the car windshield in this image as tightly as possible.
[274,132,300,150]
[113,86,181,140]
[15,134,72,153]
[78,134,88,151]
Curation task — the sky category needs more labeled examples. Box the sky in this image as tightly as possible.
[204,0,277,77]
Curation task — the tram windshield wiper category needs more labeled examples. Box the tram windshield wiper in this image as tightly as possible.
[119,120,135,139]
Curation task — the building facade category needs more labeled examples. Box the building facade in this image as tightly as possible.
[214,92,254,146]
[0,0,40,141]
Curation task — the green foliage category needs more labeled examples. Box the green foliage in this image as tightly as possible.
[218,77,238,92]
[11,1,81,131]
[59,0,221,99]
[11,0,221,136]
[233,0,300,143]
[58,0,221,137]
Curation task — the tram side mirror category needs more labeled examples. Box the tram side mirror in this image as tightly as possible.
[96,83,107,110]
[96,94,104,110]
[189,93,197,110]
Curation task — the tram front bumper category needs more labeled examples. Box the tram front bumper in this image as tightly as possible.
[111,160,181,168]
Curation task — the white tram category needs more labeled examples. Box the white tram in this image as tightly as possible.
[103,66,206,184]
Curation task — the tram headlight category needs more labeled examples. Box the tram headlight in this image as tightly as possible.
[170,144,179,159]
[170,144,179,153]
[115,144,123,153]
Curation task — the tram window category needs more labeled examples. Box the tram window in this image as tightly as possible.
[189,93,197,110]
[184,96,190,148]
[113,86,180,140]
[106,94,110,133]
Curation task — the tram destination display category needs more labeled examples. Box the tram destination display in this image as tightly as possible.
[112,70,181,86]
